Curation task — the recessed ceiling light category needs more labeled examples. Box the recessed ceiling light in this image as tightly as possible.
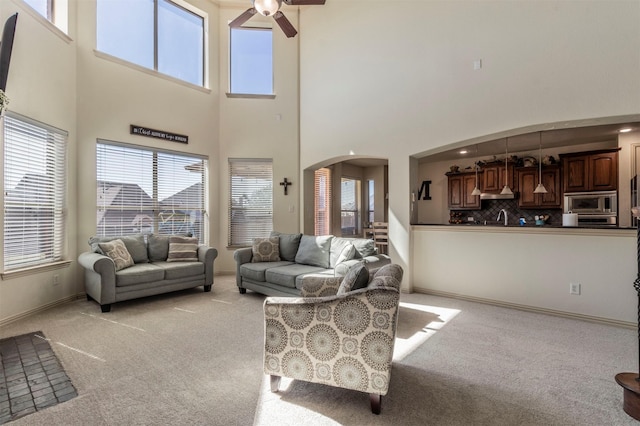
[459,150,468,154]
[620,128,632,133]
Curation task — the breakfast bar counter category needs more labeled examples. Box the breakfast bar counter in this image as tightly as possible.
[410,224,637,326]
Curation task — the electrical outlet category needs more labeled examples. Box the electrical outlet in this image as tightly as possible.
[53,274,59,286]
[569,282,581,295]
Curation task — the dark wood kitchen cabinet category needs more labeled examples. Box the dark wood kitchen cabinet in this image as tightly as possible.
[561,149,619,192]
[481,161,517,194]
[517,165,561,208]
[447,172,481,210]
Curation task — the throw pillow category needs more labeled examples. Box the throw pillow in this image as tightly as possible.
[335,243,356,266]
[166,236,199,262]
[295,235,333,268]
[330,237,355,268]
[98,239,134,271]
[252,237,281,262]
[89,234,148,264]
[350,238,376,258]
[270,231,302,262]
[337,263,369,295]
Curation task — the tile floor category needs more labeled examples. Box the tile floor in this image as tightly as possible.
[0,331,77,424]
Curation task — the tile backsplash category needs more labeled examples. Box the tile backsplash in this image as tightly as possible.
[450,199,562,225]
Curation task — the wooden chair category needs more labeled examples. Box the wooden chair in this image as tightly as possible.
[371,222,388,254]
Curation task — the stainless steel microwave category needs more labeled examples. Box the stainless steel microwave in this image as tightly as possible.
[563,191,617,215]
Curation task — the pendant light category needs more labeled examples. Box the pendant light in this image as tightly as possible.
[500,138,513,195]
[471,160,481,196]
[533,131,548,194]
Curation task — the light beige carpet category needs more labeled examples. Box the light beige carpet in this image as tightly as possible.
[0,274,637,425]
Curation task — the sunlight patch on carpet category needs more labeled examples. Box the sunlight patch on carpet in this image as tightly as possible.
[393,302,460,362]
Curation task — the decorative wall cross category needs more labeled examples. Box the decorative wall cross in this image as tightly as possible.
[280,178,292,195]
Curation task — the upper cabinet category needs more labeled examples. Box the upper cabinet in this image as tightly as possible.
[481,162,517,194]
[561,149,619,192]
[447,172,481,210]
[517,165,561,208]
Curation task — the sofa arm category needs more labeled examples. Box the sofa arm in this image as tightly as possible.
[198,245,218,286]
[78,251,117,305]
[233,247,253,286]
[299,276,342,297]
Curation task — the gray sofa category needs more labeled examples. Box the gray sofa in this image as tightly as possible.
[78,234,218,312]
[234,231,391,296]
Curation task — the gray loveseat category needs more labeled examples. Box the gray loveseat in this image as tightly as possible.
[78,234,218,312]
[234,231,391,296]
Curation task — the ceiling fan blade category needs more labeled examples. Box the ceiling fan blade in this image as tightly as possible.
[273,11,298,38]
[284,0,326,5]
[229,8,257,28]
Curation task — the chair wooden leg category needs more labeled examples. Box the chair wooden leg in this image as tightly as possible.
[370,393,382,415]
[270,375,281,393]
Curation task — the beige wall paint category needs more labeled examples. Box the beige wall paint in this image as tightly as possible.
[217,6,300,273]
[0,0,78,322]
[299,1,640,300]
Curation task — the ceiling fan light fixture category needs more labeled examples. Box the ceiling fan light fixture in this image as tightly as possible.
[253,0,282,16]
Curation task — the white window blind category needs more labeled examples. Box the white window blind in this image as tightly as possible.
[3,112,67,271]
[314,168,331,236]
[96,142,208,243]
[229,158,272,246]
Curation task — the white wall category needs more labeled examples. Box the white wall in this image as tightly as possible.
[0,0,77,322]
[299,0,640,297]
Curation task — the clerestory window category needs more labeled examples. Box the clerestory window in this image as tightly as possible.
[96,0,206,87]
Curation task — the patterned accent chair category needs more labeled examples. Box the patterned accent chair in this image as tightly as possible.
[263,264,403,414]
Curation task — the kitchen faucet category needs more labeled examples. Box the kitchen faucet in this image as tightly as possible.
[497,209,508,226]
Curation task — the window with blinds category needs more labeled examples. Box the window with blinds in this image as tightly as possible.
[229,158,272,246]
[314,168,331,236]
[96,142,208,243]
[3,112,67,271]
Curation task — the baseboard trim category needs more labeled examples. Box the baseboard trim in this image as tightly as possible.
[0,293,84,327]
[414,288,636,329]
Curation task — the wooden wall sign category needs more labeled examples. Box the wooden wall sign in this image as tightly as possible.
[130,125,188,144]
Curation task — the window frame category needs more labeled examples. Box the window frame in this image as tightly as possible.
[95,141,209,244]
[228,158,273,247]
[21,0,69,34]
[2,111,68,273]
[228,24,275,97]
[96,0,208,88]
[340,176,362,237]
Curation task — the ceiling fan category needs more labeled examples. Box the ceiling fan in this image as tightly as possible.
[229,0,326,38]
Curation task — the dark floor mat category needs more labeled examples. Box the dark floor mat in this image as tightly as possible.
[0,331,77,424]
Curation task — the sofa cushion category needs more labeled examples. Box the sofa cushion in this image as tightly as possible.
[350,238,376,258]
[153,261,204,280]
[98,239,135,271]
[337,262,369,295]
[252,237,281,262]
[90,234,148,264]
[295,235,333,268]
[115,263,165,287]
[265,264,328,289]
[240,261,294,282]
[167,236,198,262]
[270,231,302,262]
